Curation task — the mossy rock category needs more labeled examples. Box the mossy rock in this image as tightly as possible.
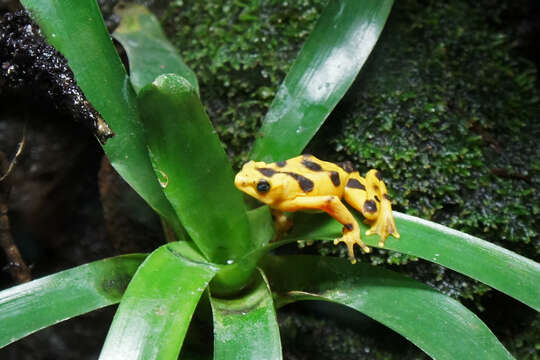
[163,0,328,166]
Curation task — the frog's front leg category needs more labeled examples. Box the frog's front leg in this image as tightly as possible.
[277,196,370,264]
[271,209,293,233]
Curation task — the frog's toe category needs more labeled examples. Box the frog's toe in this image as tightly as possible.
[365,203,400,247]
[334,232,370,264]
[272,210,293,233]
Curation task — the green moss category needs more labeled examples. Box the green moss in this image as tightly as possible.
[321,0,539,262]
[163,0,327,166]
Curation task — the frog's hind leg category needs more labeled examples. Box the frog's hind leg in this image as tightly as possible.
[344,171,400,247]
[364,170,400,246]
[277,196,370,264]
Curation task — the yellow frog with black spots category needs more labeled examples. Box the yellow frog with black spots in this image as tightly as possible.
[234,154,400,263]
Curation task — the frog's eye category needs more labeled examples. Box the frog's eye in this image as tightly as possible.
[256,179,271,193]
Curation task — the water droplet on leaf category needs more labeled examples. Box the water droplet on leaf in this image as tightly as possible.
[157,170,169,188]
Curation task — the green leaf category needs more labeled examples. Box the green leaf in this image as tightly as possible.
[250,0,394,162]
[20,0,183,236]
[212,207,274,293]
[112,3,198,94]
[99,242,219,360]
[276,211,540,311]
[262,255,514,360]
[210,270,282,360]
[138,74,252,264]
[0,254,145,348]
[247,205,275,251]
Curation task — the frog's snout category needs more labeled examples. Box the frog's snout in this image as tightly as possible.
[234,173,247,189]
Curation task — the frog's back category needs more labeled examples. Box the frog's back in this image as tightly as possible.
[266,155,349,197]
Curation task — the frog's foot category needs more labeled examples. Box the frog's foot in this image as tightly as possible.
[272,209,293,233]
[333,230,371,264]
[365,198,400,247]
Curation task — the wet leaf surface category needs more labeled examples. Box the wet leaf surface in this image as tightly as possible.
[262,255,514,360]
[113,3,198,94]
[100,242,218,360]
[138,74,252,265]
[250,0,394,162]
[210,270,281,360]
[0,254,145,348]
[274,211,540,311]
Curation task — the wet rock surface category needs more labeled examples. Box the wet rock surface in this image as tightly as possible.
[0,11,113,143]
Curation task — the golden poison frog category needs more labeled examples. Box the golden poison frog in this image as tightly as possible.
[234,154,400,263]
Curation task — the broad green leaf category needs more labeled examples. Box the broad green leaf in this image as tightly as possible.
[0,254,145,348]
[275,211,540,311]
[247,205,274,251]
[250,0,394,162]
[214,205,273,270]
[138,74,252,265]
[210,270,282,360]
[112,3,198,94]
[262,255,514,360]
[20,0,183,236]
[99,242,219,360]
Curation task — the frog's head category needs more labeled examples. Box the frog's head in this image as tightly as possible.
[234,161,283,205]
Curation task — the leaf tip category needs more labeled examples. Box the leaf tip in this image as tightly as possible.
[151,73,197,96]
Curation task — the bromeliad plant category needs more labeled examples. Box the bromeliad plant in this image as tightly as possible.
[1,0,539,359]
